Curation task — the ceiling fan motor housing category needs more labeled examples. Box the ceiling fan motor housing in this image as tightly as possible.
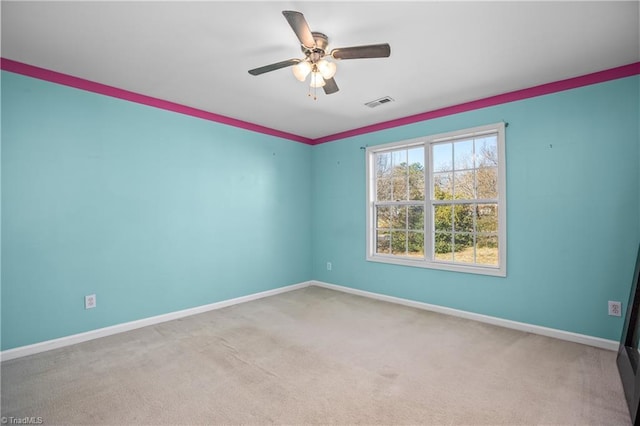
[302,32,329,62]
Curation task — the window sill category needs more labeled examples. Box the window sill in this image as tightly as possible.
[366,254,506,277]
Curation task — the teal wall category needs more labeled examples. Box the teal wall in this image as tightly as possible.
[312,76,640,341]
[1,72,312,350]
[2,71,638,351]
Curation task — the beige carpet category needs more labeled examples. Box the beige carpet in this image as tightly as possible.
[1,286,631,425]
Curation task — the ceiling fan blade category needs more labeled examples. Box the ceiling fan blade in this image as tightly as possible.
[323,77,339,95]
[282,11,315,49]
[248,59,301,76]
[330,43,391,60]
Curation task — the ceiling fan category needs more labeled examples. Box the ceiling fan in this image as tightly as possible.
[248,11,391,98]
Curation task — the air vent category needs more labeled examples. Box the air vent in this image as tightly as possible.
[365,96,395,108]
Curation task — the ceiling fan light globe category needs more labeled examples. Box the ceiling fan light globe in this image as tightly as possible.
[309,72,326,88]
[292,61,311,81]
[317,60,337,79]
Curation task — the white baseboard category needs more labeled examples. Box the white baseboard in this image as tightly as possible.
[2,279,619,361]
[0,281,313,362]
[311,280,620,351]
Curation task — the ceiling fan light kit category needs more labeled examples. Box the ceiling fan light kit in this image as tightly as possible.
[248,10,390,99]
[317,60,337,79]
[292,61,312,81]
[309,70,326,88]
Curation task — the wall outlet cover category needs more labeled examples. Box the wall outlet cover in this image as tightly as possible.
[85,294,97,309]
[608,300,622,317]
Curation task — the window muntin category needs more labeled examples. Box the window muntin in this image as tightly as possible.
[373,145,425,257]
[431,134,499,267]
[367,123,506,276]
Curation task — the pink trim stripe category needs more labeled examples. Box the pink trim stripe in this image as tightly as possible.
[2,58,638,145]
[312,61,640,145]
[0,58,314,145]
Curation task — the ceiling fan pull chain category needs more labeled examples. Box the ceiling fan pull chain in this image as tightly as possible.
[306,82,318,100]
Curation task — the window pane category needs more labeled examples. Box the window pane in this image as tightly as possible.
[454,139,474,170]
[476,167,497,199]
[391,231,407,255]
[408,147,424,168]
[476,136,498,168]
[392,150,406,169]
[408,150,425,200]
[454,204,474,233]
[376,231,391,254]
[409,174,425,200]
[376,152,392,179]
[408,206,424,230]
[434,232,453,261]
[453,233,474,263]
[391,206,407,230]
[376,206,392,229]
[433,172,453,200]
[393,177,408,201]
[432,143,452,172]
[434,204,452,232]
[408,231,424,256]
[453,170,475,199]
[377,179,392,201]
[477,204,498,233]
[476,235,498,266]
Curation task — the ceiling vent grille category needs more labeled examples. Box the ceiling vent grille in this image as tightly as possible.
[365,96,394,108]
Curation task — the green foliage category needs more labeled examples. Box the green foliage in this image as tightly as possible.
[433,186,474,254]
[434,233,452,254]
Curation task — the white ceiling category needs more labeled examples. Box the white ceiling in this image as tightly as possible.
[2,1,639,141]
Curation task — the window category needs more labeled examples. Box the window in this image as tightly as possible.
[366,123,506,276]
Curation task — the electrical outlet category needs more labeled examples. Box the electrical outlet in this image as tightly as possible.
[85,294,97,309]
[608,301,622,317]
[326,262,332,271]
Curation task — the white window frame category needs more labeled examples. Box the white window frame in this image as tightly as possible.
[366,122,507,277]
